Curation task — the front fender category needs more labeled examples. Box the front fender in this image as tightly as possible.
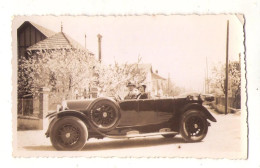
[45,110,89,137]
[181,103,217,122]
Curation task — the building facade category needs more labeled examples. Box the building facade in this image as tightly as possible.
[17,21,98,117]
[17,21,56,59]
[137,64,168,98]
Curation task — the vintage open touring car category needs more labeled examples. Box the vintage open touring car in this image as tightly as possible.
[45,93,216,151]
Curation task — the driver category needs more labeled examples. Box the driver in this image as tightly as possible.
[124,82,138,99]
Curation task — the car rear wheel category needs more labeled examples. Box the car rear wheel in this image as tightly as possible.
[180,109,208,142]
[90,99,120,132]
[50,116,88,151]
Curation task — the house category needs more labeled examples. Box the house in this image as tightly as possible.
[17,21,57,118]
[151,70,168,97]
[17,21,56,59]
[26,29,97,99]
[18,21,94,58]
[17,21,98,118]
[27,31,94,57]
[136,64,168,98]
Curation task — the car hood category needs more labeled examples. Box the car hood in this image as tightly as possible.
[65,99,94,111]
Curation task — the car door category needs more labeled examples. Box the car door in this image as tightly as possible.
[118,99,139,126]
[118,99,158,126]
[137,99,158,125]
[155,98,175,123]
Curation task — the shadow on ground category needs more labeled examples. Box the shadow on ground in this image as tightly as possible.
[23,136,187,151]
[83,137,186,151]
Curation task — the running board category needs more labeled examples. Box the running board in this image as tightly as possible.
[106,131,178,139]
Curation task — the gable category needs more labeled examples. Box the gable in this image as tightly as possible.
[17,21,56,58]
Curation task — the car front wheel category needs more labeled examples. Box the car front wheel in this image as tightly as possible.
[180,109,208,142]
[50,116,88,151]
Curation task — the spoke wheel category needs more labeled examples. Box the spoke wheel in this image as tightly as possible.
[57,124,80,146]
[50,116,88,151]
[180,110,208,142]
[90,100,120,131]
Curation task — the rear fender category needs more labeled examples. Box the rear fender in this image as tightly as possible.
[181,103,217,122]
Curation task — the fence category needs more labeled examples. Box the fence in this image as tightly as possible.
[215,96,241,109]
[212,96,241,114]
[18,98,33,116]
[18,96,39,117]
[17,88,49,130]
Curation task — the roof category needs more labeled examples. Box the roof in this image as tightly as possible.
[151,72,167,80]
[136,64,166,80]
[137,64,153,73]
[18,21,56,37]
[27,32,93,54]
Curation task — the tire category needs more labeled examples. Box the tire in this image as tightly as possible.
[89,99,120,132]
[162,134,176,138]
[180,109,208,142]
[50,116,88,151]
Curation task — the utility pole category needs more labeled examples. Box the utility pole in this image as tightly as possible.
[225,20,229,115]
[84,34,87,49]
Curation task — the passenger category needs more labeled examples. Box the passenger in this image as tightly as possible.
[137,84,148,99]
[124,82,138,100]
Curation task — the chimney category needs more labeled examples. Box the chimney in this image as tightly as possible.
[61,22,63,32]
[97,34,102,62]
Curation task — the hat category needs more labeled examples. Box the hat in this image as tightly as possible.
[138,83,146,89]
[127,82,136,87]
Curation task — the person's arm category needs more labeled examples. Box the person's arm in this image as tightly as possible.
[136,93,141,99]
[124,93,130,100]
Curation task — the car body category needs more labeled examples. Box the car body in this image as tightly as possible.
[45,94,217,151]
[179,92,215,102]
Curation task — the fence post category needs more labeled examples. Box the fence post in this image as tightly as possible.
[39,87,50,131]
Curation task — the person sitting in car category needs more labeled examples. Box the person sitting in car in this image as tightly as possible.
[124,82,138,100]
[137,84,148,99]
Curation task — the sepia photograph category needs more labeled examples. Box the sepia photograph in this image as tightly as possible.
[12,15,246,158]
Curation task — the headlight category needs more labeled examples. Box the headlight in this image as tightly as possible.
[56,100,68,112]
[187,95,193,101]
[56,104,61,112]
[187,95,199,101]
[61,100,68,111]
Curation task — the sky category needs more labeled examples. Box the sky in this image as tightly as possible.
[13,15,244,92]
